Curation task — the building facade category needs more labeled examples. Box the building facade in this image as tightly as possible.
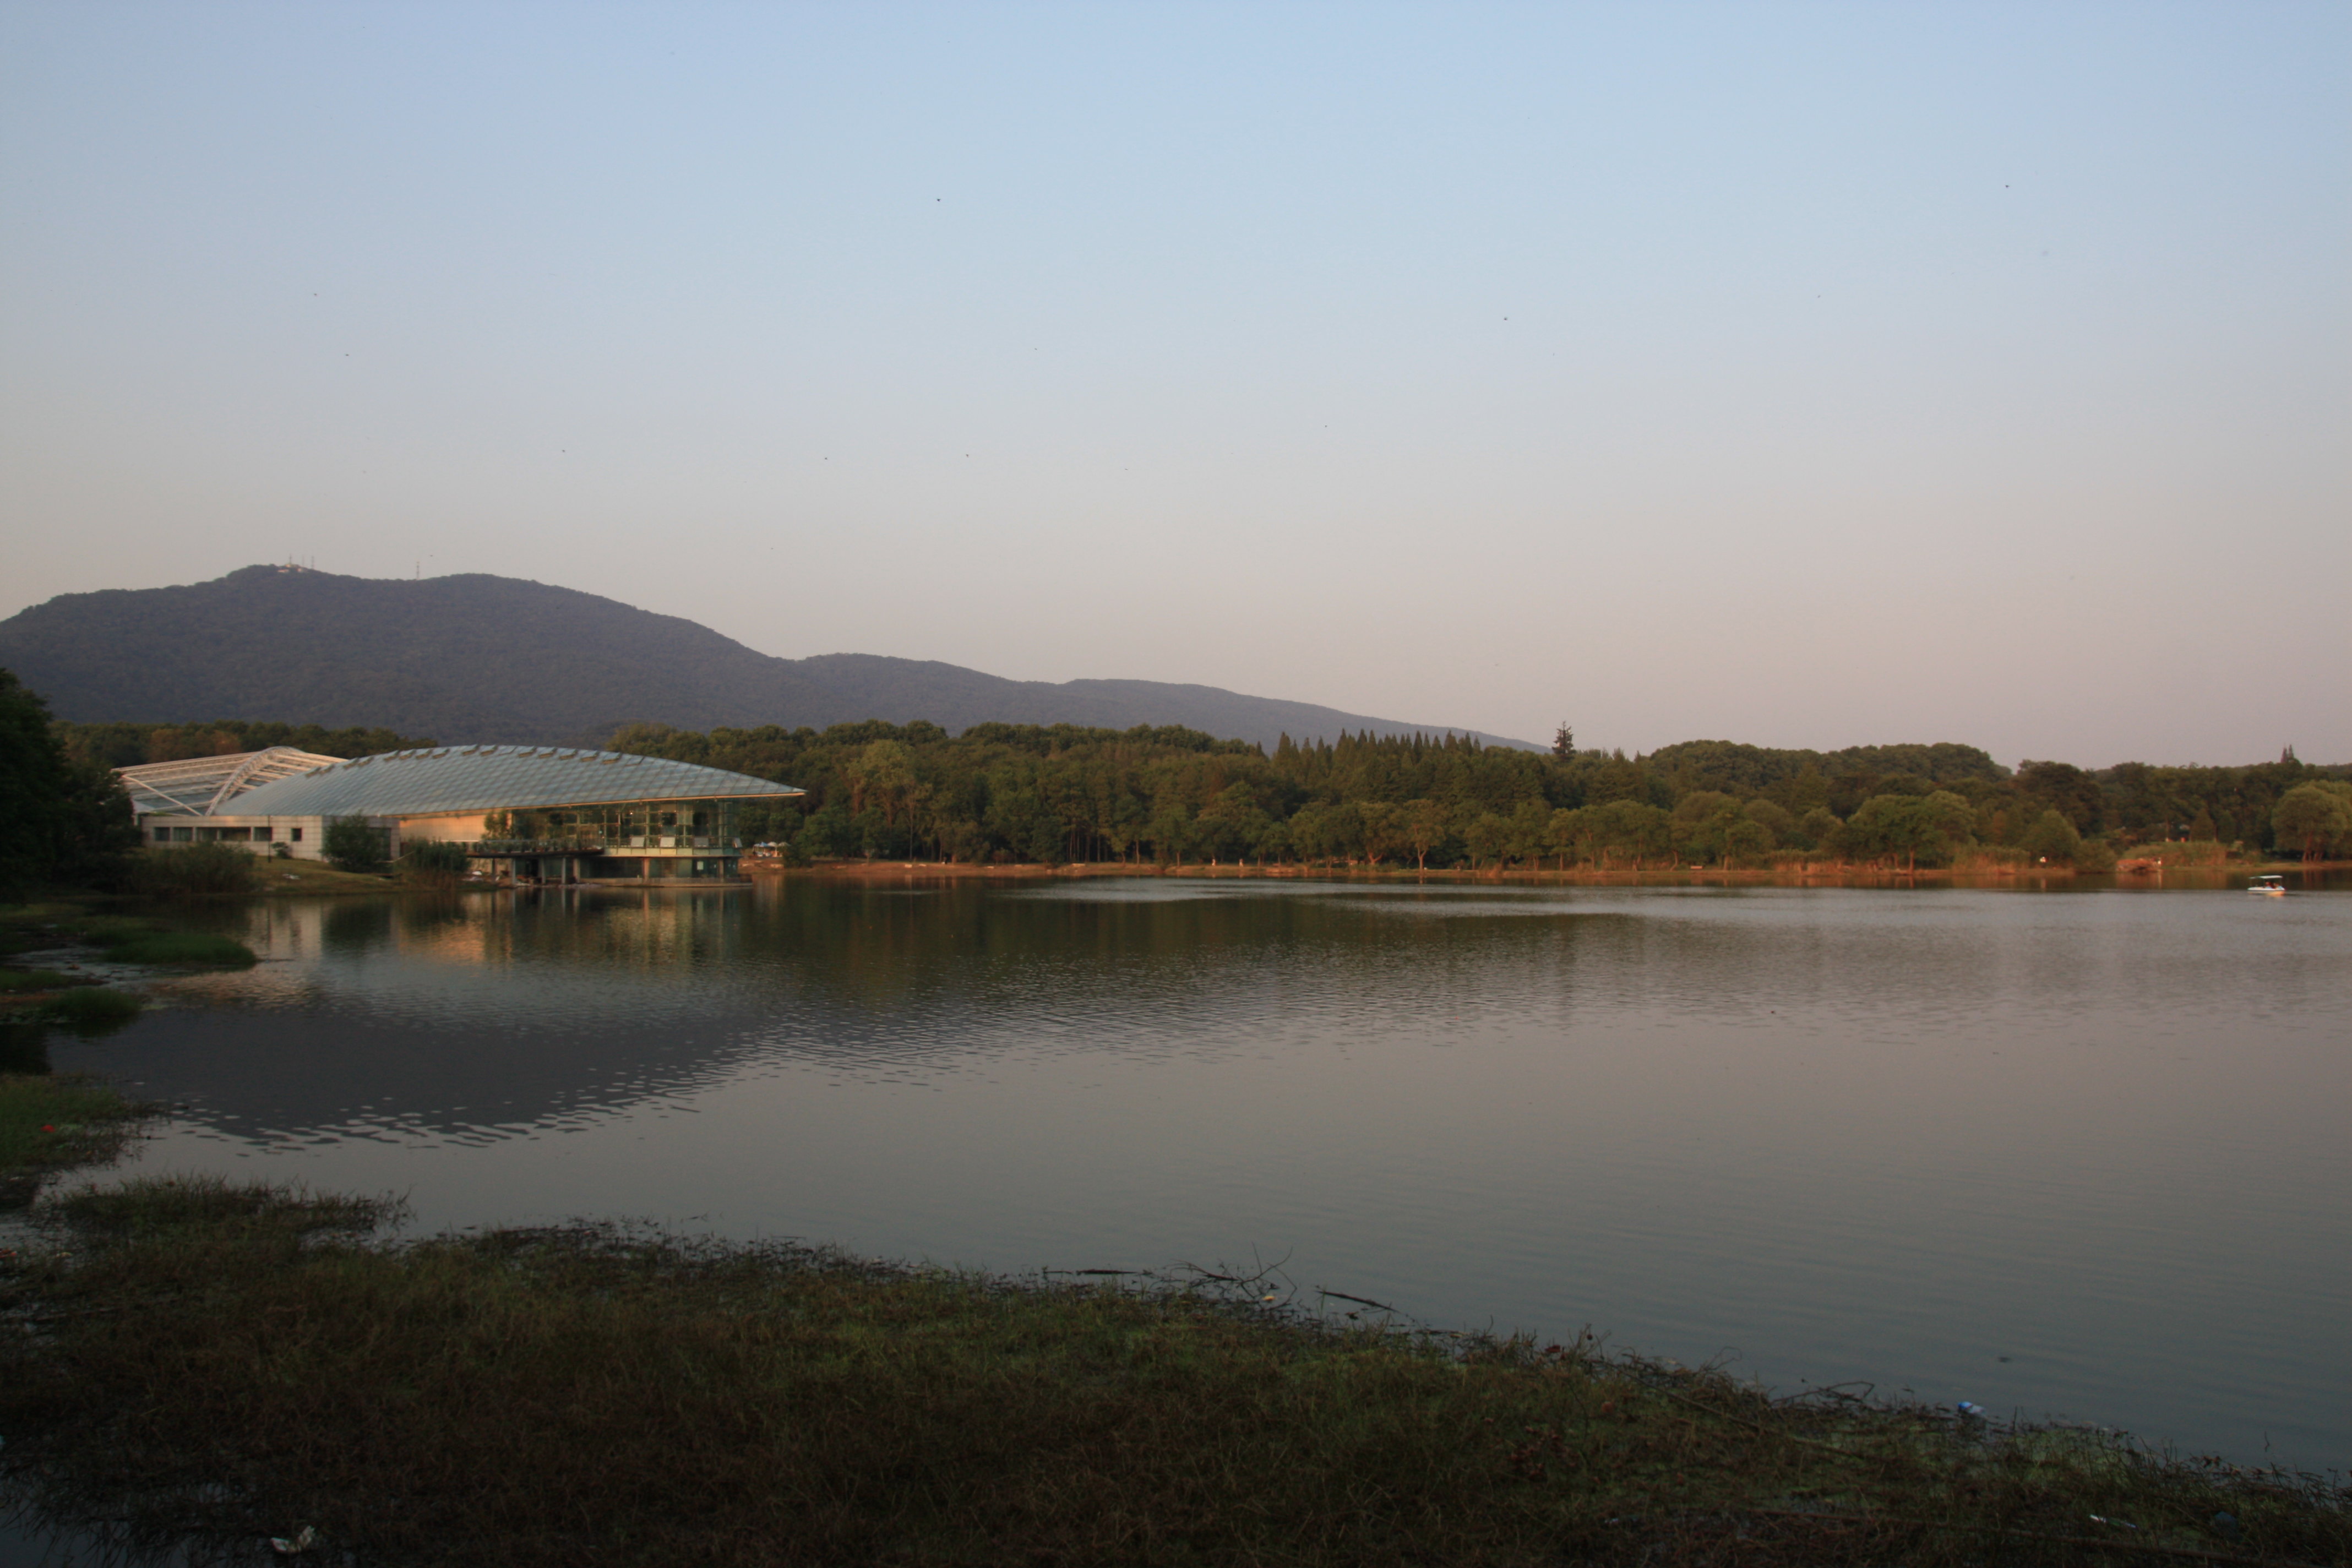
[119,745,804,883]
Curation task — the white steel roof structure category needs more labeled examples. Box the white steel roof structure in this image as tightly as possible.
[115,748,344,816]
[225,745,803,818]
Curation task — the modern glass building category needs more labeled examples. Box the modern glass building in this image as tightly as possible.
[121,745,804,883]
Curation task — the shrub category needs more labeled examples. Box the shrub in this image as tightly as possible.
[324,816,388,874]
[2070,837,2119,874]
[35,986,144,1032]
[2018,808,2082,865]
[0,1071,148,1167]
[102,932,257,968]
[397,840,472,885]
[0,968,81,994]
[129,842,257,897]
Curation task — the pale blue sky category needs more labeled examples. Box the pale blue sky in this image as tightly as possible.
[4,2,2345,763]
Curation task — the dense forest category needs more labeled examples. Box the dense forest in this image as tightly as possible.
[37,707,2352,875]
[603,722,2352,872]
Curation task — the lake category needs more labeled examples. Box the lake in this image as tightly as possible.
[36,875,2352,1474]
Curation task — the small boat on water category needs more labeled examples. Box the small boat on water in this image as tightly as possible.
[2248,874,2287,896]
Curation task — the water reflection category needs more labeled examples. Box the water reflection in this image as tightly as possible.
[42,878,2352,1473]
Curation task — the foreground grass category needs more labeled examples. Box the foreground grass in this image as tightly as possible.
[0,900,256,972]
[0,967,91,994]
[3,1179,2343,1567]
[0,1073,149,1179]
[0,1074,150,1219]
[96,929,257,967]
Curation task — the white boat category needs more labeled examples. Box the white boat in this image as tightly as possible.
[2248,874,2287,896]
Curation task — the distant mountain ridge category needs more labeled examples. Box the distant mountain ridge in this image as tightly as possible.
[0,567,1540,752]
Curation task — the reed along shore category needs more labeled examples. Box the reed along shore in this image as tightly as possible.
[1,1082,2345,1567]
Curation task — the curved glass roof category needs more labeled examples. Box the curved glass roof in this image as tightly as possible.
[226,746,803,818]
[116,747,343,815]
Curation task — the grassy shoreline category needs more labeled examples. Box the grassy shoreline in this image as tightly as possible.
[1,973,2344,1563]
[0,1072,153,1200]
[1,902,257,1038]
[767,857,2341,885]
[0,1164,2344,1565]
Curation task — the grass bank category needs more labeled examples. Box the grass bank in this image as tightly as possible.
[1,905,253,1049]
[3,1178,2344,1567]
[1,901,255,967]
[0,1073,149,1179]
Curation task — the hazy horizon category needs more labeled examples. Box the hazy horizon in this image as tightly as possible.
[4,3,2344,767]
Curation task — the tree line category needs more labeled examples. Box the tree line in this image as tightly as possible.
[13,691,2347,888]
[604,721,2352,872]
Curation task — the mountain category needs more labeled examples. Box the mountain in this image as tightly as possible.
[0,567,1540,752]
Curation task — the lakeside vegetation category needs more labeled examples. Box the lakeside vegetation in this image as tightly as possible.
[0,1169,2344,1567]
[6,676,2351,1562]
[0,1072,150,1188]
[608,720,2352,873]
[0,902,257,1059]
[20,679,2348,882]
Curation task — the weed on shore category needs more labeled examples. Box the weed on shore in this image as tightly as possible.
[0,1074,151,1195]
[2,1178,2344,1566]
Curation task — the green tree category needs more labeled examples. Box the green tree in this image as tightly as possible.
[1148,803,1195,866]
[1544,807,1585,870]
[845,741,916,833]
[2272,781,2352,862]
[1671,792,1741,865]
[1795,807,1842,854]
[1721,818,1772,868]
[1403,799,1447,870]
[1505,798,1551,867]
[1840,791,1974,870]
[0,668,135,893]
[798,802,856,858]
[1921,790,1977,850]
[1357,801,1404,868]
[1844,795,1925,870]
[2019,808,2082,865]
[1022,810,1066,865]
[1194,783,1270,864]
[1591,799,1672,869]
[324,816,389,873]
[1461,812,1511,870]
[1741,798,1795,843]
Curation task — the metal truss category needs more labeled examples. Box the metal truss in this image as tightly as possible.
[115,748,344,816]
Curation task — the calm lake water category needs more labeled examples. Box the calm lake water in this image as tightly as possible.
[34,876,2352,1473]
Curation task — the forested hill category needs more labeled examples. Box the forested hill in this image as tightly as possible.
[0,566,1538,752]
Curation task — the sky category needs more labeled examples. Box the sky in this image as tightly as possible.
[3,2,2345,766]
